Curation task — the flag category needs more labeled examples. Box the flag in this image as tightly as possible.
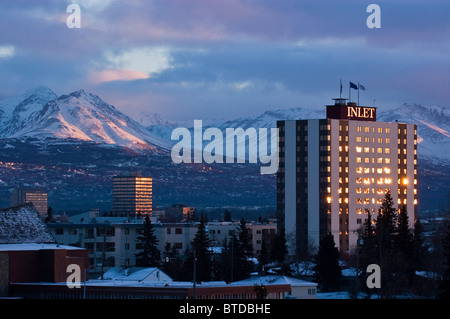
[350,81,358,90]
[340,79,343,95]
[358,83,366,91]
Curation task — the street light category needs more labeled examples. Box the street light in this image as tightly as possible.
[83,264,95,299]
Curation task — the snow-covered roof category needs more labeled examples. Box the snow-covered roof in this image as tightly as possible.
[0,243,84,251]
[101,267,173,282]
[233,275,317,287]
[0,203,55,244]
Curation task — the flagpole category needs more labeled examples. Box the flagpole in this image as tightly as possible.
[349,82,351,102]
[357,82,360,106]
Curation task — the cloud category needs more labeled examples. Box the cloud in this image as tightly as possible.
[89,46,174,83]
[0,45,14,58]
[89,69,149,83]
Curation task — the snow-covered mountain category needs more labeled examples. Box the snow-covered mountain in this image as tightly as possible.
[0,87,170,153]
[144,103,449,166]
[378,103,450,163]
[1,87,448,167]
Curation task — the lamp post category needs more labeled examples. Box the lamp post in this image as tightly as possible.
[83,264,95,299]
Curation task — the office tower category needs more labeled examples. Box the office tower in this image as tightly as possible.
[277,98,417,258]
[10,187,48,216]
[113,172,152,215]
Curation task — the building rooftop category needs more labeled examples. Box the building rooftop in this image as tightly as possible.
[0,203,55,244]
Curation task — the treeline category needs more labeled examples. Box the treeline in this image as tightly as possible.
[135,215,287,282]
[314,191,450,298]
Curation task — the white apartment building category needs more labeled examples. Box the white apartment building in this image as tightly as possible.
[277,98,417,258]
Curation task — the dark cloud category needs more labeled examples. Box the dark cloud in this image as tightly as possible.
[0,0,449,119]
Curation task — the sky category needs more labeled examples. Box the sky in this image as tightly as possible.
[0,0,449,122]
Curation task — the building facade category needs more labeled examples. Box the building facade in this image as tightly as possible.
[277,98,417,258]
[48,212,278,270]
[113,171,152,215]
[10,187,48,216]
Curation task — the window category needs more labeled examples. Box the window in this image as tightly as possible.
[378,127,383,133]
[356,136,362,142]
[175,228,183,234]
[364,127,370,133]
[364,147,370,153]
[385,148,390,154]
[356,157,362,163]
[357,126,362,132]
[386,128,390,134]
[356,146,362,153]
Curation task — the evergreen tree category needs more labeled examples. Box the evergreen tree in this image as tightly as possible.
[234,218,253,281]
[218,237,233,282]
[358,214,378,297]
[413,217,427,271]
[437,224,450,299]
[135,214,161,267]
[272,227,288,263]
[191,218,213,281]
[394,205,415,289]
[375,191,398,297]
[224,209,232,222]
[313,233,342,292]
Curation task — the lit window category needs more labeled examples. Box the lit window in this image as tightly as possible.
[356,157,362,163]
[356,147,362,153]
[385,178,392,184]
[356,167,363,173]
[356,178,362,184]
[377,168,383,174]
[364,147,370,153]
[364,167,370,173]
[356,188,362,194]
[356,136,362,142]
[384,168,391,174]
[364,178,370,184]
[364,127,370,133]
[357,208,362,215]
[356,198,362,204]
[357,126,362,132]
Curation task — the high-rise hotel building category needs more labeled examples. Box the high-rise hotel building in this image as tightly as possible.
[113,172,153,215]
[277,98,417,258]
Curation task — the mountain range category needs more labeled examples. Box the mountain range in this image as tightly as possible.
[0,87,448,214]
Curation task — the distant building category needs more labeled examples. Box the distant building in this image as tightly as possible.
[10,187,48,216]
[113,171,152,216]
[164,204,195,221]
[277,98,418,258]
